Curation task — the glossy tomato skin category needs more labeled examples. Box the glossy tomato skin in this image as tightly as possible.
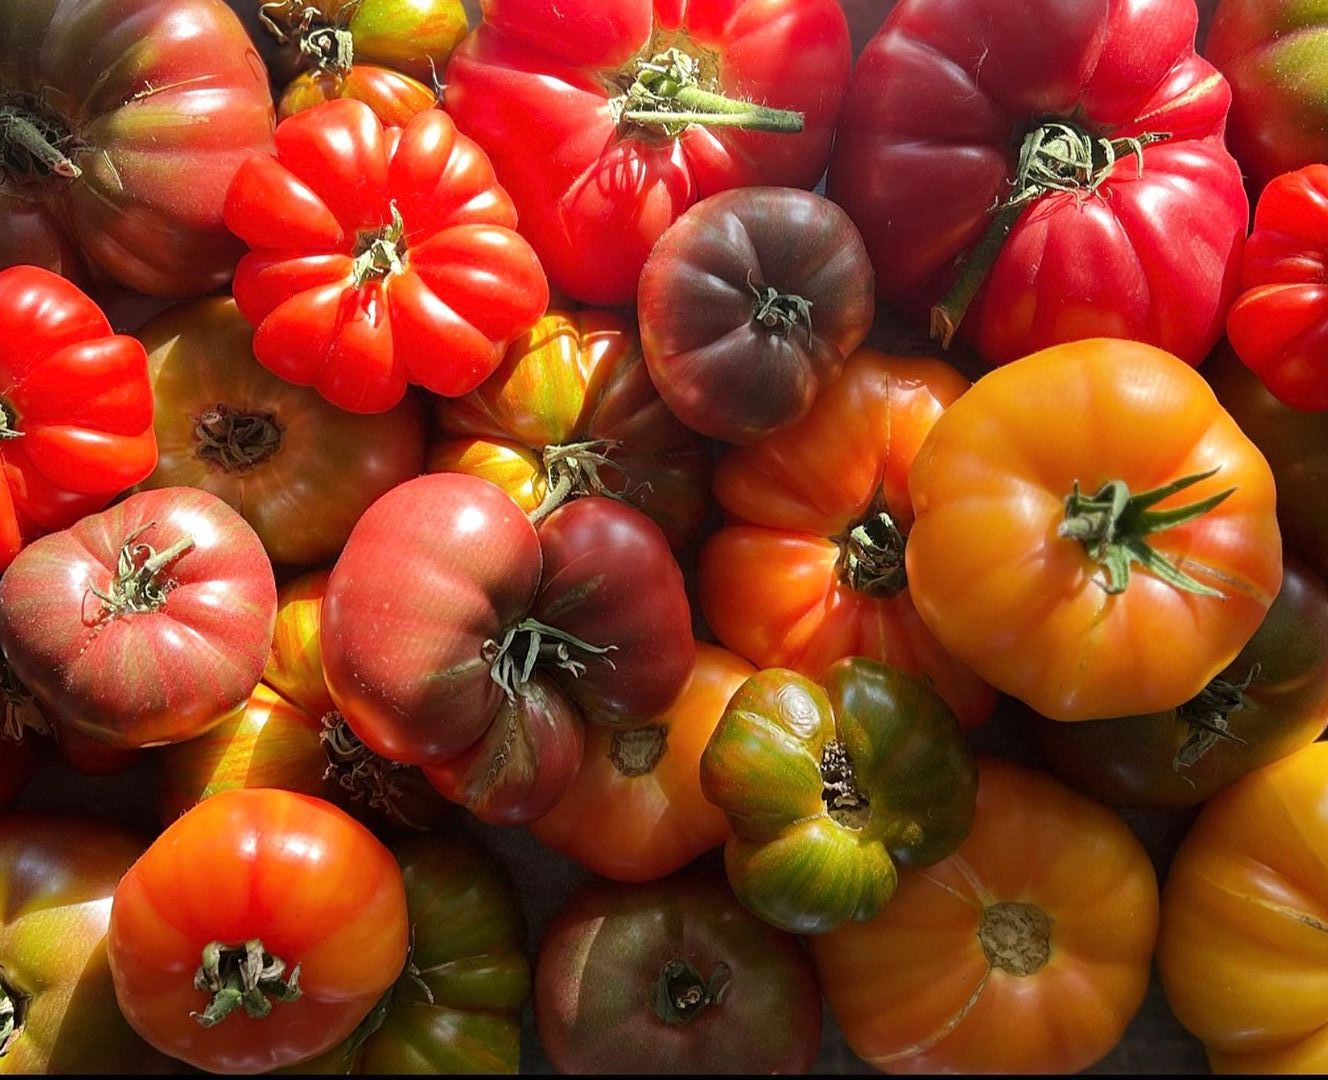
[907,338,1283,722]
[813,760,1158,1073]
[535,872,822,1073]
[1158,743,1328,1072]
[638,187,874,444]
[531,642,751,882]
[1227,166,1328,410]
[0,267,157,570]
[430,309,711,550]
[831,0,1246,368]
[445,0,852,305]
[279,66,437,125]
[225,99,548,414]
[1035,554,1328,808]
[699,347,996,730]
[109,789,409,1074]
[0,1,274,297]
[139,298,426,567]
[0,487,277,749]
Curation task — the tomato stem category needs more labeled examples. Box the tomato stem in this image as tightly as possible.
[652,960,731,1026]
[837,508,908,598]
[0,399,22,442]
[191,940,302,1028]
[529,438,629,524]
[352,203,407,287]
[1172,667,1258,776]
[482,619,617,702]
[194,405,284,473]
[259,2,355,75]
[747,270,814,343]
[0,104,80,182]
[89,525,196,617]
[320,712,430,831]
[609,725,667,777]
[0,973,28,1057]
[979,902,1051,976]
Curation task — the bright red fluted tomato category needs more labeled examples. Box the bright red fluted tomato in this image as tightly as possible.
[830,0,1247,368]
[0,267,156,570]
[224,98,548,414]
[108,789,410,1074]
[444,0,852,305]
[0,0,275,297]
[0,487,277,749]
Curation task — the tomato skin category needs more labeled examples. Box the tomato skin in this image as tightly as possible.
[279,66,437,125]
[535,871,822,1073]
[0,736,36,810]
[813,759,1158,1074]
[1157,742,1328,1072]
[225,99,548,414]
[109,789,409,1074]
[698,347,996,730]
[907,338,1283,722]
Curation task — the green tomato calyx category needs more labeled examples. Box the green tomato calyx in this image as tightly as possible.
[194,404,284,473]
[321,712,431,831]
[259,2,355,76]
[483,619,617,702]
[89,524,196,618]
[837,507,908,598]
[821,739,871,830]
[191,939,302,1028]
[530,438,628,524]
[352,203,408,287]
[0,101,80,184]
[1172,667,1258,776]
[747,270,814,344]
[653,959,731,1026]
[979,901,1051,977]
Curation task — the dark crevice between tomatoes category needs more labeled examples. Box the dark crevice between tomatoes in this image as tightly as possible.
[483,618,617,701]
[821,740,870,830]
[192,939,302,1027]
[0,969,29,1057]
[653,959,732,1026]
[836,507,908,598]
[259,1,355,76]
[321,712,432,831]
[1172,667,1258,776]
[530,438,628,524]
[194,405,284,473]
[979,901,1051,977]
[610,725,667,777]
[342,934,435,1064]
[0,96,82,185]
[89,525,196,618]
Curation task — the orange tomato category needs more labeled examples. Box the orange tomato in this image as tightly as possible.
[1158,742,1328,1073]
[907,338,1283,721]
[811,759,1158,1073]
[529,643,751,882]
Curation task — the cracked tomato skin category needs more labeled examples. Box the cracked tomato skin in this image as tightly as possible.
[444,0,852,305]
[224,98,548,414]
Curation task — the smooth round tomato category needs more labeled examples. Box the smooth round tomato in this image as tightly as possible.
[139,298,426,567]
[698,347,996,729]
[907,338,1283,722]
[1158,742,1328,1072]
[812,759,1159,1073]
[109,789,410,1074]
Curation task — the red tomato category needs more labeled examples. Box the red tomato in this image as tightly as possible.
[224,99,548,414]
[0,733,36,810]
[444,0,852,305]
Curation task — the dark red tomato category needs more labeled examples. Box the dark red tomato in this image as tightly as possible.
[830,0,1247,368]
[638,187,875,444]
[54,723,144,777]
[0,487,277,749]
[0,735,36,810]
[0,0,275,297]
[445,0,852,305]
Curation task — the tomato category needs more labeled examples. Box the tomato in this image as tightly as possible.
[698,347,996,729]
[109,789,409,1073]
[278,66,437,126]
[1158,742,1328,1072]
[907,338,1283,722]
[0,487,277,749]
[638,187,875,444]
[430,309,711,550]
[813,759,1158,1073]
[535,871,822,1073]
[1227,166,1328,410]
[1035,554,1328,808]
[530,642,750,883]
[0,0,274,297]
[224,99,548,414]
[138,298,426,567]
[444,0,852,305]
[701,658,976,934]
[0,736,36,811]
[0,267,157,570]
[830,0,1247,368]
[54,723,144,777]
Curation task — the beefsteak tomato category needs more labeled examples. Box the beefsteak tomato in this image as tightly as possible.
[225,99,548,414]
[907,338,1283,722]
[0,735,35,811]
[829,0,1247,368]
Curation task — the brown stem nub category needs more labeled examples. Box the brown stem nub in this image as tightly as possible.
[747,270,814,344]
[837,509,908,598]
[821,740,870,829]
[482,619,617,701]
[0,971,28,1057]
[979,901,1051,976]
[320,712,429,831]
[1172,667,1258,776]
[528,438,627,524]
[194,405,283,473]
[0,105,80,182]
[610,725,667,777]
[191,940,301,1028]
[258,2,355,74]
[653,960,731,1026]
[89,524,195,617]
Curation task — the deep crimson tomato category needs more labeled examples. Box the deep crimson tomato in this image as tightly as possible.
[0,267,157,571]
[225,99,548,414]
[830,0,1247,368]
[0,0,275,297]
[0,735,36,810]
[445,0,852,305]
[0,487,277,749]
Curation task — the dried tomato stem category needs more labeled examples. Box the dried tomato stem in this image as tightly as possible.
[482,619,617,701]
[652,960,731,1026]
[0,105,80,181]
[90,526,196,617]
[320,712,430,830]
[837,508,908,598]
[194,405,283,472]
[528,438,627,523]
[191,939,301,1028]
[1172,667,1259,775]
[259,2,355,75]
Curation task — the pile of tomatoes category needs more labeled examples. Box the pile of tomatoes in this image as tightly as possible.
[3,0,1328,1074]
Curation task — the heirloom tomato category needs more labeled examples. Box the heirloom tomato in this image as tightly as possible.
[830,0,1246,368]
[430,309,710,549]
[535,872,822,1073]
[139,298,426,566]
[531,642,750,883]
[109,789,409,1074]
[701,658,976,934]
[0,0,274,296]
[1158,742,1328,1072]
[1227,165,1328,410]
[907,339,1283,722]
[0,736,35,810]
[225,99,548,414]
[638,187,875,444]
[0,267,156,570]
[444,0,852,305]
[1035,554,1328,808]
[0,818,172,1074]
[698,347,996,729]
[813,760,1158,1073]
[0,487,277,749]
